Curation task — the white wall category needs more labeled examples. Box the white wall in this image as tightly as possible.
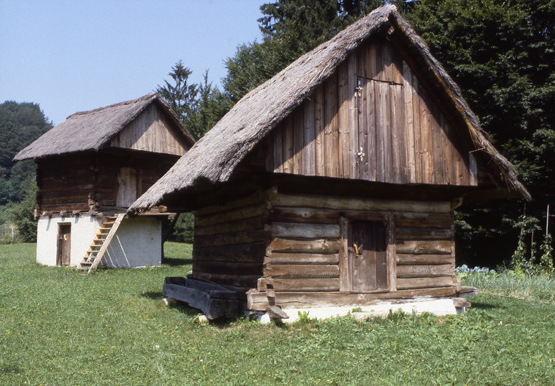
[37,214,101,266]
[36,214,162,268]
[103,217,162,268]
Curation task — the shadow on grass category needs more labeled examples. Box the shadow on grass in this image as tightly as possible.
[0,363,22,375]
[471,302,500,310]
[140,291,202,317]
[141,291,165,300]
[162,258,193,266]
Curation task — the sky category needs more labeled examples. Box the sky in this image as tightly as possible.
[0,0,265,125]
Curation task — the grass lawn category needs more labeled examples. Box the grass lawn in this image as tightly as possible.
[1,243,555,385]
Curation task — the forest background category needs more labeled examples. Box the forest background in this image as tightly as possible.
[1,0,554,270]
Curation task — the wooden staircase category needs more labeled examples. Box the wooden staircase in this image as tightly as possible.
[78,213,125,273]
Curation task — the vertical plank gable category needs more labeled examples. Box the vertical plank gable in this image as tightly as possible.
[111,103,190,156]
[268,36,477,188]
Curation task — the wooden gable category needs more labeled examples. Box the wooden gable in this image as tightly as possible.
[109,102,191,156]
[267,36,478,187]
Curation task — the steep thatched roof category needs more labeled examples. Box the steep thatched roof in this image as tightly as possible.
[130,5,530,213]
[14,92,194,161]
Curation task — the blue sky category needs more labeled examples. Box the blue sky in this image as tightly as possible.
[0,0,265,125]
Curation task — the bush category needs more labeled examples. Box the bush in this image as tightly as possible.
[7,178,37,242]
[167,212,194,243]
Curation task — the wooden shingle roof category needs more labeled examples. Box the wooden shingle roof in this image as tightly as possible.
[129,5,530,213]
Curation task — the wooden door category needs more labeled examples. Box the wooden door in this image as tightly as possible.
[349,221,387,292]
[57,224,71,266]
[116,167,138,207]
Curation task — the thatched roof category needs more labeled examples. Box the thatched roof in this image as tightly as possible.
[14,92,194,161]
[130,5,530,213]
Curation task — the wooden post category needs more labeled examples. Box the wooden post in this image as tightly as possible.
[546,204,550,236]
[339,216,350,292]
[387,213,397,291]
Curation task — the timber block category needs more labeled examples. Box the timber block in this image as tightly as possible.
[458,286,479,297]
[266,305,289,319]
[452,297,471,309]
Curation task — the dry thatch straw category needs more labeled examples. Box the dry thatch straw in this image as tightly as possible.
[129,5,530,213]
[14,93,194,161]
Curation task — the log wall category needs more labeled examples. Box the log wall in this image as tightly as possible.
[268,38,477,186]
[191,191,270,294]
[36,156,95,213]
[247,191,457,311]
[36,151,178,213]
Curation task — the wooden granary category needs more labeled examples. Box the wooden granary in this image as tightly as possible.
[15,93,194,269]
[130,6,529,314]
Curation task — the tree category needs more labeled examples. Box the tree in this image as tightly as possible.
[405,0,555,267]
[223,0,389,104]
[183,71,231,140]
[0,101,51,205]
[157,63,228,140]
[156,61,198,125]
[8,177,38,242]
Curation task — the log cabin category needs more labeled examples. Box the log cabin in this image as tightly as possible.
[130,6,530,316]
[14,93,195,269]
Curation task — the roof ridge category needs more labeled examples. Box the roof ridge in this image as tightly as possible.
[67,92,157,119]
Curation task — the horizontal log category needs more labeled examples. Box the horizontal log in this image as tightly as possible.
[396,276,454,290]
[396,254,454,265]
[246,286,458,311]
[396,264,454,278]
[269,222,340,239]
[195,203,266,227]
[396,227,453,240]
[395,240,452,254]
[270,207,339,224]
[194,229,269,248]
[194,261,263,276]
[194,189,270,216]
[258,278,340,292]
[396,212,453,229]
[41,189,91,201]
[271,193,451,213]
[269,238,341,253]
[40,204,89,212]
[271,253,339,265]
[39,181,95,192]
[267,264,339,278]
[194,215,266,236]
[193,242,266,263]
[270,207,391,224]
[192,271,260,288]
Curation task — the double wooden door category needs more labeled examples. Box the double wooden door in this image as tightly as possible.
[349,221,388,292]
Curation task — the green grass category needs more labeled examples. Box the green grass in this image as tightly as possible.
[462,271,555,303]
[1,243,555,385]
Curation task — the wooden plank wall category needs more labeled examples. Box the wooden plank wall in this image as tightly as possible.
[270,38,477,186]
[110,103,191,156]
[191,191,269,294]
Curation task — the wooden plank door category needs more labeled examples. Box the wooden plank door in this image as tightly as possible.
[116,167,138,207]
[349,221,387,292]
[57,224,71,266]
